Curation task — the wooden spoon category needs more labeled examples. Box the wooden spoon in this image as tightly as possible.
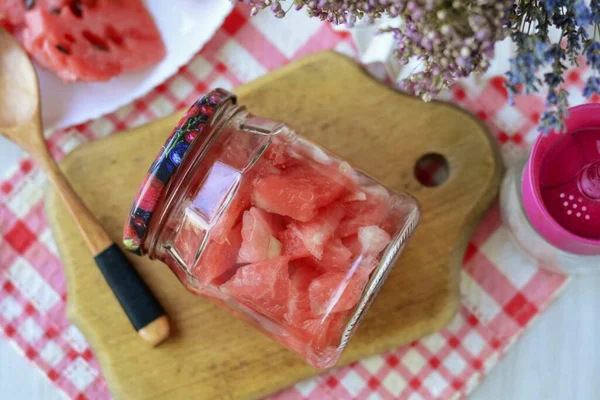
[0,28,170,346]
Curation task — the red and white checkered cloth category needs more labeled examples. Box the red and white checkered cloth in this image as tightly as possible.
[3,5,594,399]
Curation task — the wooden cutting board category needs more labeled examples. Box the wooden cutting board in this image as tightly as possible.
[46,51,502,400]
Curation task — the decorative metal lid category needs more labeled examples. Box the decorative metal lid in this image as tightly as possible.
[123,89,236,254]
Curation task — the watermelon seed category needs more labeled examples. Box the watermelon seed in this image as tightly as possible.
[104,25,124,47]
[82,30,109,52]
[23,0,35,10]
[69,0,84,18]
[55,45,71,55]
[49,8,61,15]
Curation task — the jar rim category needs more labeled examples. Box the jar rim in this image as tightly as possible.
[123,88,237,254]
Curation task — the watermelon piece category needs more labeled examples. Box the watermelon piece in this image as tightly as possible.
[286,289,312,326]
[221,256,291,321]
[341,227,390,263]
[308,271,369,315]
[300,312,348,350]
[341,234,361,257]
[7,0,165,82]
[358,226,391,255]
[238,207,284,263]
[337,186,392,237]
[288,203,345,259]
[172,211,207,267]
[0,0,28,32]
[355,254,379,275]
[252,163,346,222]
[192,222,243,285]
[278,227,311,260]
[285,261,322,325]
[290,260,323,289]
[211,178,252,244]
[211,154,282,245]
[309,238,352,272]
[380,203,406,236]
[220,127,274,172]
[263,138,292,168]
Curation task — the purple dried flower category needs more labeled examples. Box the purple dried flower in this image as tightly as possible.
[584,76,600,97]
[239,0,600,133]
[586,42,600,69]
[575,0,593,26]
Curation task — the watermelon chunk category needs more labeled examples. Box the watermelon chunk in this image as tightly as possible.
[252,163,346,222]
[337,186,392,237]
[355,254,380,275]
[172,211,207,267]
[221,256,291,321]
[309,238,352,272]
[238,207,283,263]
[341,226,390,263]
[285,260,322,325]
[5,0,165,82]
[192,222,243,285]
[288,203,345,259]
[300,312,348,349]
[308,271,369,315]
[358,226,391,255]
[341,234,361,257]
[0,0,28,32]
[263,138,292,168]
[278,227,311,260]
[211,178,252,244]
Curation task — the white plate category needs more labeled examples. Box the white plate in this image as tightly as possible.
[38,0,233,131]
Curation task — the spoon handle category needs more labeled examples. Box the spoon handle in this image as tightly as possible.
[43,156,170,346]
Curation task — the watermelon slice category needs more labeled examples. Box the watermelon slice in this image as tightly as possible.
[287,203,345,259]
[3,0,165,82]
[237,207,283,263]
[252,163,346,222]
[192,223,242,285]
[308,271,368,315]
[221,256,291,321]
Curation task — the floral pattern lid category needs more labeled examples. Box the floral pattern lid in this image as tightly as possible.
[123,89,236,254]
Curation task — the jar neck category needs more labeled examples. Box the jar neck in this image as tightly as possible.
[144,101,246,258]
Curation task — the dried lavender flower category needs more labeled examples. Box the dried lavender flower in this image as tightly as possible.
[240,0,600,133]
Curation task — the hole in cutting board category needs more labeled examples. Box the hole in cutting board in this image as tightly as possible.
[414,153,449,187]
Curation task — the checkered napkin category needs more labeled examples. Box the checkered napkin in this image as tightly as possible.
[0,5,584,399]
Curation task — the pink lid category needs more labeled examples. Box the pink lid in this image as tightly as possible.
[522,104,600,255]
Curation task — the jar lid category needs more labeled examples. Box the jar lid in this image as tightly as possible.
[522,104,600,255]
[123,89,237,254]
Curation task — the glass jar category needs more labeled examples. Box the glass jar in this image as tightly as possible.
[123,89,421,368]
[500,104,600,274]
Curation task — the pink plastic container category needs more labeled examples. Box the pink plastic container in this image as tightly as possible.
[501,105,600,274]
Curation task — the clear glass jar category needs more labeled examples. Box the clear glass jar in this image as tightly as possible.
[124,89,421,368]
